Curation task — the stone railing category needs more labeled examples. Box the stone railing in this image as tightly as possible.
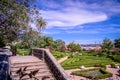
[31,48,71,80]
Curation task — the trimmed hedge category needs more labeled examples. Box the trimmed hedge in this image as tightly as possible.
[61,55,113,70]
[99,68,112,79]
[72,67,112,79]
[108,55,120,63]
[110,63,115,68]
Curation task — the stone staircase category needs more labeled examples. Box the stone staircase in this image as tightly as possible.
[10,56,56,80]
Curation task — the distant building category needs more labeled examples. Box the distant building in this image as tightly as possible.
[81,44,101,51]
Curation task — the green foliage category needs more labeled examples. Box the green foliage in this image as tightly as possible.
[101,38,114,52]
[99,68,112,79]
[72,68,112,79]
[54,39,65,51]
[68,54,74,58]
[11,45,17,51]
[68,42,81,52]
[0,0,29,42]
[114,38,120,48]
[110,63,115,68]
[0,40,6,47]
[112,55,120,62]
[61,55,113,70]
[0,0,46,44]
[17,49,30,55]
[52,51,67,60]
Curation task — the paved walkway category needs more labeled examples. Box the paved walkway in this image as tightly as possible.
[58,56,68,63]
[105,65,120,80]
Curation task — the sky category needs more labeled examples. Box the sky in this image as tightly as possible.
[33,0,120,44]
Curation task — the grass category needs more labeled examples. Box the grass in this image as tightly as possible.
[17,49,30,55]
[72,68,112,79]
[61,54,113,70]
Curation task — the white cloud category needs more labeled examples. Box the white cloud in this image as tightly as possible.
[41,9,107,29]
[43,31,60,34]
[66,30,99,34]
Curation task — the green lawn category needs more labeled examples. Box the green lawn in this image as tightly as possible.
[61,55,113,70]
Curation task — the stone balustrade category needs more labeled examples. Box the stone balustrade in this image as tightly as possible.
[31,48,71,80]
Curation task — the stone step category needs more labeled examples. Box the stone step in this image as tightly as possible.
[24,77,56,80]
[11,69,51,76]
[12,72,54,80]
[10,61,45,68]
[10,56,55,80]
[10,65,49,72]
[10,56,42,64]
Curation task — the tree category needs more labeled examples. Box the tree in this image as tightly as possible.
[54,39,65,50]
[68,42,81,52]
[0,0,29,43]
[22,28,39,48]
[101,38,114,52]
[114,38,120,48]
[0,0,46,44]
[37,18,47,33]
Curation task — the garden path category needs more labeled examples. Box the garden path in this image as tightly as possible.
[103,65,120,80]
[65,67,95,80]
[58,56,68,63]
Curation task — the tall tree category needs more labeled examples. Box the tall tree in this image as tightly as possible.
[54,39,65,50]
[0,0,29,43]
[68,42,81,52]
[22,28,39,48]
[0,0,46,44]
[114,38,120,48]
[101,38,114,52]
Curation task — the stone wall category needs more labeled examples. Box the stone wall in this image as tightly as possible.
[31,48,71,80]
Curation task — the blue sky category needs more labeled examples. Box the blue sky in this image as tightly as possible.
[33,0,120,44]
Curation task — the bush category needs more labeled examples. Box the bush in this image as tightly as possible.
[11,45,17,51]
[99,68,112,79]
[113,55,120,62]
[17,49,30,55]
[108,55,120,63]
[73,68,112,79]
[110,63,115,68]
[0,40,6,47]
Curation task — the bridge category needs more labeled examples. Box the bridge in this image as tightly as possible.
[0,48,71,80]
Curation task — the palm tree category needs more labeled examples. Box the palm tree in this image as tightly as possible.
[37,18,47,33]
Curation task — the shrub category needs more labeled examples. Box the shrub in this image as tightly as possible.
[11,45,17,51]
[73,68,112,79]
[113,55,120,62]
[99,68,112,79]
[0,40,6,47]
[110,63,115,68]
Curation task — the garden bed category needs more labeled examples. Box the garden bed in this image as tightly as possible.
[72,68,112,79]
